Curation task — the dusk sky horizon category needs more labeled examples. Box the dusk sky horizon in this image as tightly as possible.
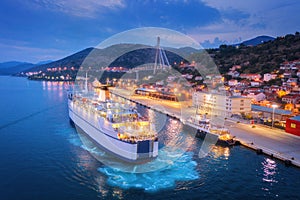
[0,0,299,63]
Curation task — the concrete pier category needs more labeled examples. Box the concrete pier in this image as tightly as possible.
[225,119,300,167]
[110,88,300,168]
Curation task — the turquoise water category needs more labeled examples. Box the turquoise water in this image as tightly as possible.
[1,76,300,199]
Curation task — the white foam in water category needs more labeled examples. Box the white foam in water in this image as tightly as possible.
[98,150,199,192]
[68,135,83,147]
[67,132,199,192]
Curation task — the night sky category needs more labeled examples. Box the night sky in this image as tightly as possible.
[0,0,299,62]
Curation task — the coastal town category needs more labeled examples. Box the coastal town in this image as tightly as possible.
[15,33,300,167]
[107,58,300,167]
[23,58,300,135]
[2,0,300,198]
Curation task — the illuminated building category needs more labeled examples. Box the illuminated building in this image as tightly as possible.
[192,92,252,117]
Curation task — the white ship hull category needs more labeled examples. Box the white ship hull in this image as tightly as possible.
[68,100,158,162]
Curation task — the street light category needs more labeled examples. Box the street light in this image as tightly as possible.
[271,104,278,128]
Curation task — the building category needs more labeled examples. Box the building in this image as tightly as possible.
[285,116,300,136]
[192,92,252,117]
[240,73,261,80]
[250,81,262,87]
[286,78,298,86]
[263,73,277,82]
[251,105,292,121]
[227,71,240,78]
[282,94,300,104]
[228,79,238,86]
[247,92,266,102]
[283,72,292,79]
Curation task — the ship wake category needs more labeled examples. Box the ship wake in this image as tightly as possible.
[68,133,199,192]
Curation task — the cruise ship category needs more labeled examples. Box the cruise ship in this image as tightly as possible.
[68,85,158,162]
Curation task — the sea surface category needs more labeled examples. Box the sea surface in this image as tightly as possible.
[1,76,300,200]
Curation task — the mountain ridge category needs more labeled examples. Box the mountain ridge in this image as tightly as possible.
[240,35,275,46]
[2,33,298,78]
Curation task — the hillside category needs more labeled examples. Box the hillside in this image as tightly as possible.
[0,61,34,75]
[0,61,27,68]
[19,32,300,81]
[206,32,300,74]
[23,48,94,73]
[21,44,196,81]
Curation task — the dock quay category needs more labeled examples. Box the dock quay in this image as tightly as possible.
[110,88,300,168]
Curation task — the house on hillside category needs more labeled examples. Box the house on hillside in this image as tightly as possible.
[239,80,250,86]
[286,78,298,86]
[250,81,262,87]
[227,71,240,78]
[282,94,300,104]
[240,73,261,80]
[247,92,266,102]
[283,72,292,78]
[263,73,277,82]
[228,79,238,86]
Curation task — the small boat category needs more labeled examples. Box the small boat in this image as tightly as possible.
[210,128,236,146]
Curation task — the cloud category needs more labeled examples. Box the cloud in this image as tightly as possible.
[187,19,255,46]
[200,37,234,49]
[29,0,125,18]
[187,0,300,46]
[200,0,300,32]
[98,27,201,49]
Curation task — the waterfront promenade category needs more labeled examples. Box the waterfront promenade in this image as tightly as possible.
[110,88,300,168]
[226,120,300,167]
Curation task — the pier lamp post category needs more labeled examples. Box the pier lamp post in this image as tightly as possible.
[271,104,278,129]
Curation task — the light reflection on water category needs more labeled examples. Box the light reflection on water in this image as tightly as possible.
[262,158,278,183]
[211,146,230,159]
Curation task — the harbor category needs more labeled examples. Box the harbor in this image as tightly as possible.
[110,87,300,168]
[2,76,300,199]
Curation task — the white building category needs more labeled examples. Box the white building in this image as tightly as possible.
[250,81,262,87]
[192,92,252,117]
[240,73,261,80]
[263,73,277,82]
[227,71,240,78]
[246,92,266,102]
[228,79,238,86]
